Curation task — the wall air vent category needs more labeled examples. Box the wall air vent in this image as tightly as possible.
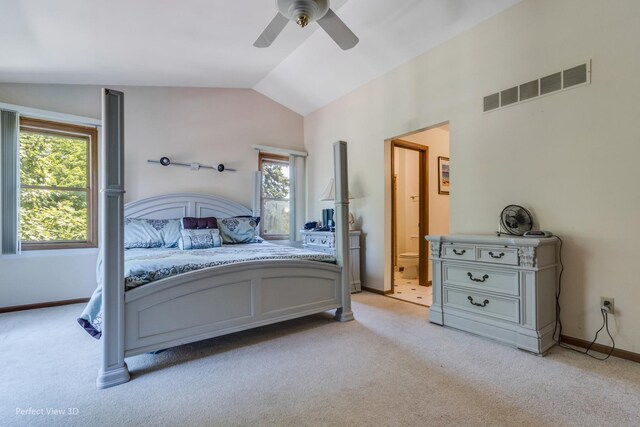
[540,72,562,95]
[483,60,591,113]
[519,80,539,101]
[483,93,500,112]
[563,63,588,88]
[500,87,518,107]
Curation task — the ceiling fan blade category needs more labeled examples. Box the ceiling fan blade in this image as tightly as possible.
[316,8,359,50]
[254,13,290,48]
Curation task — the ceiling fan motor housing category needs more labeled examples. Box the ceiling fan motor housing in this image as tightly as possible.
[277,0,329,27]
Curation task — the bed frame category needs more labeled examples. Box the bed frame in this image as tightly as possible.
[97,89,353,388]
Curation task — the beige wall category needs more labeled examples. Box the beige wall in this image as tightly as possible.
[304,0,640,352]
[402,126,451,282]
[0,84,304,204]
[394,147,420,257]
[0,84,303,307]
[403,127,450,238]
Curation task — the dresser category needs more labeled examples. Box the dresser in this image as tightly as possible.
[426,234,559,354]
[301,230,361,293]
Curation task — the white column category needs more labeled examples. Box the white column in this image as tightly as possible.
[333,141,354,322]
[96,88,130,389]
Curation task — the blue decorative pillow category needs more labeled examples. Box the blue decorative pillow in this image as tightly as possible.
[124,218,182,249]
[161,220,182,247]
[178,228,222,250]
[218,217,262,244]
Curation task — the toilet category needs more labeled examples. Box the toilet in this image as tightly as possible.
[399,252,419,279]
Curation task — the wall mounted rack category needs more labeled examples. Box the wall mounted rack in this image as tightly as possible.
[147,157,236,172]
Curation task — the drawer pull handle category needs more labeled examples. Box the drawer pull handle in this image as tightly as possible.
[321,239,327,244]
[468,296,490,307]
[488,251,505,259]
[310,238,316,243]
[467,272,489,282]
[453,249,466,255]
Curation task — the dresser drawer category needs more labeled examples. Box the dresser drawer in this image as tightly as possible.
[441,244,475,261]
[443,263,519,296]
[304,234,334,250]
[443,286,520,323]
[477,246,519,266]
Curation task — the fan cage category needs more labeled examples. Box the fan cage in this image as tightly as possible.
[499,205,534,236]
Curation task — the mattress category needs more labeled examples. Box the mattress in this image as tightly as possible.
[78,242,336,338]
[123,242,335,290]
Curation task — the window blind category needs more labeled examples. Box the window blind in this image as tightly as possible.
[289,154,306,241]
[0,109,20,254]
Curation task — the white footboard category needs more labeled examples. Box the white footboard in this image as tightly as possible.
[124,260,342,357]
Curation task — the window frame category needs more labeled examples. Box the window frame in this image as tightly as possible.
[19,117,98,250]
[258,152,290,240]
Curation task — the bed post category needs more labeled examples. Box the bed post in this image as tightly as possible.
[333,141,354,322]
[96,89,130,389]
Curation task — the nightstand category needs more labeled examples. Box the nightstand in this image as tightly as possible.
[300,229,361,293]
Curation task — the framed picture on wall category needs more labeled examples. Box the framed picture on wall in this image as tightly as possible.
[438,157,450,195]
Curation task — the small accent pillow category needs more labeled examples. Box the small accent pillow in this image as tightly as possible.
[125,218,182,249]
[181,216,218,230]
[178,228,222,250]
[218,217,261,244]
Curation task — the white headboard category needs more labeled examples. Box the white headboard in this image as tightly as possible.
[124,193,252,219]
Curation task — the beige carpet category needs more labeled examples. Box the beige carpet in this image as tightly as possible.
[1,292,639,427]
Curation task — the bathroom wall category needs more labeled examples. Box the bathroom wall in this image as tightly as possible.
[393,147,420,261]
[403,126,450,236]
[403,126,450,282]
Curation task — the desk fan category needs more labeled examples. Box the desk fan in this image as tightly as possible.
[497,205,533,236]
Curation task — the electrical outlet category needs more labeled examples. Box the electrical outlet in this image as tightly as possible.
[601,297,615,315]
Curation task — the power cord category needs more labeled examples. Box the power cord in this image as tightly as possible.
[552,235,616,360]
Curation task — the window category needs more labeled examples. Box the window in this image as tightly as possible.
[259,153,290,239]
[19,118,98,249]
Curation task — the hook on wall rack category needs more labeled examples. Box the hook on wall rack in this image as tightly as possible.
[147,157,236,172]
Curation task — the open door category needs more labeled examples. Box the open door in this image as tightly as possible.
[390,139,428,298]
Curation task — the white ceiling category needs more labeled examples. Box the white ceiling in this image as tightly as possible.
[0,0,521,116]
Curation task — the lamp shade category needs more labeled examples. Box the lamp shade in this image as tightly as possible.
[319,178,353,201]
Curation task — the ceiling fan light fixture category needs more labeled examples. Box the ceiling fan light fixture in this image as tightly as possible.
[277,0,329,26]
[296,14,310,28]
[255,0,358,50]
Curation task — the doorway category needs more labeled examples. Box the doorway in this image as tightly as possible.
[389,140,428,305]
[387,123,450,307]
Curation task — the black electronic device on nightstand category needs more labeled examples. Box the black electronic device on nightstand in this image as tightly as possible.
[304,221,318,230]
[322,208,334,229]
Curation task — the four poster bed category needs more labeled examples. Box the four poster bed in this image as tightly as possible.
[93,89,353,388]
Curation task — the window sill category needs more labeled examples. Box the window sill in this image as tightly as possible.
[262,236,290,241]
[22,243,97,251]
[0,247,99,259]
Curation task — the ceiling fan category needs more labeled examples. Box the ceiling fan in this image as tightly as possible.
[254,0,359,50]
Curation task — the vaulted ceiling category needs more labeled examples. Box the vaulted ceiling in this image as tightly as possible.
[0,0,521,115]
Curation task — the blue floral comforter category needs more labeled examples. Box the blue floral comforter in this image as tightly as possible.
[78,242,335,338]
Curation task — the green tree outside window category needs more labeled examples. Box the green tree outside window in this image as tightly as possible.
[261,159,290,237]
[18,119,96,247]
